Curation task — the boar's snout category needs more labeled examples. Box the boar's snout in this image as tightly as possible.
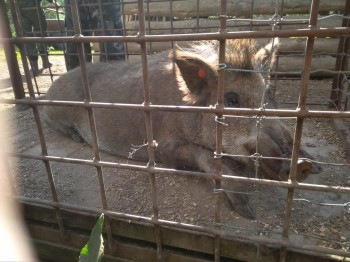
[296,159,313,182]
[242,122,317,183]
[278,159,313,182]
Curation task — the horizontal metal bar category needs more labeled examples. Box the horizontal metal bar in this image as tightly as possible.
[1,27,350,45]
[12,153,350,194]
[19,197,350,259]
[2,98,350,119]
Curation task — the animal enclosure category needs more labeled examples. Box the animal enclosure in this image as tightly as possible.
[0,0,350,261]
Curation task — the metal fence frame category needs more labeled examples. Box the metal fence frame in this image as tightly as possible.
[1,0,350,261]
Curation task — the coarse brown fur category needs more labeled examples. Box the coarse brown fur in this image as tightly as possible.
[44,39,319,220]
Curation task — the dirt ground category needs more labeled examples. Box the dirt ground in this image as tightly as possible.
[0,54,349,256]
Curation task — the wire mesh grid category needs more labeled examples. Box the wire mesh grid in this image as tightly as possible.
[1,0,350,261]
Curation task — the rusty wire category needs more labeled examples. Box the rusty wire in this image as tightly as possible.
[68,0,114,249]
[136,0,163,259]
[12,0,54,87]
[279,1,320,260]
[10,152,350,195]
[1,0,350,260]
[8,0,67,237]
[212,1,229,260]
[2,97,350,118]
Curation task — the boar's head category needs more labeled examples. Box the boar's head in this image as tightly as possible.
[170,39,320,218]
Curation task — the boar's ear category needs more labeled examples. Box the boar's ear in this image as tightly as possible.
[170,49,217,95]
[255,38,280,72]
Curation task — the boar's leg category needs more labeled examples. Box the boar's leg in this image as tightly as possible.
[170,144,255,219]
[220,172,256,220]
[300,149,322,174]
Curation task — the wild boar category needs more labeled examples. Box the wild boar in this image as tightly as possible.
[44,39,319,219]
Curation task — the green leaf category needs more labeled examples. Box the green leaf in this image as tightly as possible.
[79,214,105,262]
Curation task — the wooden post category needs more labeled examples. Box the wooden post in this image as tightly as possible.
[0,0,25,99]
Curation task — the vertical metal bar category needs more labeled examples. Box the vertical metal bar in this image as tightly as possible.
[170,0,174,48]
[146,0,152,53]
[11,0,41,94]
[330,0,350,109]
[97,0,108,62]
[249,0,254,30]
[35,0,53,82]
[8,0,66,238]
[214,1,227,261]
[69,0,113,250]
[9,0,37,96]
[32,0,48,89]
[272,0,285,102]
[137,0,162,260]
[53,3,67,68]
[120,0,129,59]
[279,0,285,29]
[279,1,319,261]
[0,0,24,99]
[34,1,44,36]
[196,0,200,33]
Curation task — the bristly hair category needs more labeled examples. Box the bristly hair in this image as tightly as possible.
[189,39,258,70]
[225,39,257,70]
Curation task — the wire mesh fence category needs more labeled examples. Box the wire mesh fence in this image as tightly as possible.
[0,0,350,261]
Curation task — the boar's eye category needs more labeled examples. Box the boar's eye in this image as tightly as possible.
[224,91,240,108]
